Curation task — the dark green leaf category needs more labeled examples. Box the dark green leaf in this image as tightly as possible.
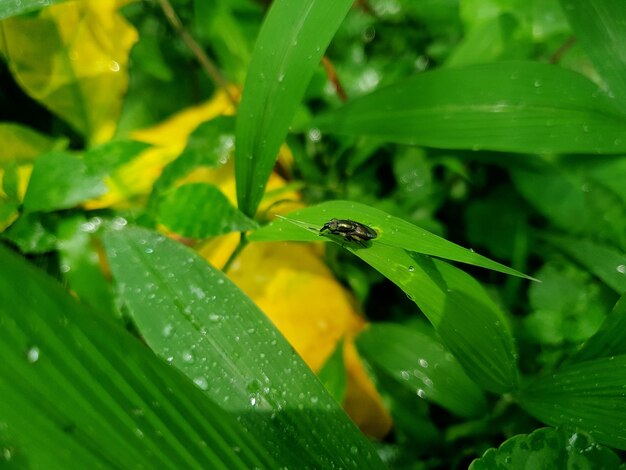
[157,183,257,238]
[520,355,626,450]
[357,323,486,418]
[235,0,354,216]
[571,295,626,363]
[560,0,626,105]
[0,244,277,468]
[23,151,106,212]
[317,338,347,404]
[543,234,626,295]
[103,226,384,469]
[470,427,622,470]
[313,62,626,154]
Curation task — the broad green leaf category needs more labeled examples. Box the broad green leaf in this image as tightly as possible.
[0,0,69,20]
[0,122,65,162]
[249,200,534,279]
[103,226,384,469]
[83,140,152,175]
[157,183,257,238]
[543,234,626,295]
[571,295,626,363]
[317,338,347,404]
[313,62,626,154]
[235,0,353,216]
[0,1,138,144]
[470,427,622,470]
[0,243,277,469]
[23,151,107,212]
[519,355,626,450]
[560,0,626,105]
[356,323,486,418]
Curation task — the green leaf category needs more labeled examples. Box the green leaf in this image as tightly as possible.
[0,0,69,20]
[560,0,626,105]
[543,234,626,295]
[83,140,151,175]
[250,203,519,392]
[470,427,622,470]
[103,226,384,469]
[235,0,354,216]
[2,213,57,254]
[317,338,347,404]
[519,355,626,450]
[571,295,626,363]
[0,243,277,468]
[0,122,65,163]
[249,200,534,280]
[23,151,107,212]
[313,62,626,154]
[157,183,257,239]
[0,198,19,232]
[356,323,486,418]
[55,215,115,316]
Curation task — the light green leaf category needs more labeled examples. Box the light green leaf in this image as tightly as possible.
[560,0,626,105]
[0,0,70,20]
[519,355,626,450]
[23,151,107,212]
[357,323,486,418]
[543,234,626,295]
[0,243,277,468]
[157,183,257,239]
[0,122,65,163]
[571,295,626,363]
[235,0,353,216]
[103,226,384,469]
[317,338,347,404]
[249,200,534,279]
[313,61,626,154]
[470,427,622,470]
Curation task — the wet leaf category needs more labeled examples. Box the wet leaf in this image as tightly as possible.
[318,338,347,404]
[103,226,384,469]
[470,427,622,470]
[357,323,486,418]
[0,0,138,144]
[313,62,626,154]
[235,0,353,216]
[520,356,626,450]
[0,243,277,469]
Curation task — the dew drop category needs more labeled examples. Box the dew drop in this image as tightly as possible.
[26,346,40,363]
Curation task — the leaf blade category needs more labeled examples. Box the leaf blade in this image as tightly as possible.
[235,0,353,216]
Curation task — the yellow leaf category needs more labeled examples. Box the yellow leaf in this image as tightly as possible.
[84,90,236,209]
[0,0,138,145]
[0,123,64,163]
[199,237,393,438]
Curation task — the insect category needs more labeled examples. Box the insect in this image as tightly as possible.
[319,218,378,247]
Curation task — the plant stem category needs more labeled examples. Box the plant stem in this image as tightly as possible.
[155,0,238,108]
[222,232,248,273]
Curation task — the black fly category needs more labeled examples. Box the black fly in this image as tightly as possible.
[319,218,378,247]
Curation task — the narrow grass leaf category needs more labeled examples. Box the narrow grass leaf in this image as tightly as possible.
[0,0,69,20]
[235,0,353,216]
[313,62,626,154]
[317,338,347,404]
[357,323,487,417]
[103,226,384,469]
[249,200,534,280]
[560,0,626,105]
[0,244,277,469]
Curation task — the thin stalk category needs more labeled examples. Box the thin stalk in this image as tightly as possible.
[155,0,238,107]
[222,232,248,273]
